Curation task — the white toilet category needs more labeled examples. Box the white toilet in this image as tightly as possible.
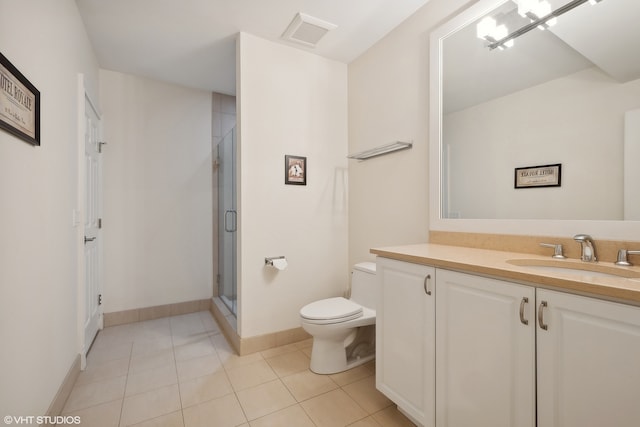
[300,262,377,374]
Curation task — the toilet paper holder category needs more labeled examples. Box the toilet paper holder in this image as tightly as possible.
[265,256,286,266]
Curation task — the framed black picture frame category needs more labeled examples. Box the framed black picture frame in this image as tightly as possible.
[515,163,561,189]
[0,52,40,146]
[285,155,307,185]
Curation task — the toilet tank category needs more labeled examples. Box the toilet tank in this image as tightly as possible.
[350,262,377,310]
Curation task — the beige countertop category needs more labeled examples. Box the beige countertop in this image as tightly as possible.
[371,243,640,306]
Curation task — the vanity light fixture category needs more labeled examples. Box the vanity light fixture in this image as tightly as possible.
[347,141,413,161]
[486,0,605,50]
[517,0,557,30]
[476,16,514,49]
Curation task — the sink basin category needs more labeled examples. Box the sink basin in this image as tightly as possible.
[506,259,640,279]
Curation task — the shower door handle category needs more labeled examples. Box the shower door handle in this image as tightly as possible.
[224,210,237,232]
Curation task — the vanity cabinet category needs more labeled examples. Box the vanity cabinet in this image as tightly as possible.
[377,258,640,427]
[376,257,436,427]
[435,269,535,427]
[537,289,640,427]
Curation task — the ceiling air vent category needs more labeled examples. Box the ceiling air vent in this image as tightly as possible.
[282,13,337,48]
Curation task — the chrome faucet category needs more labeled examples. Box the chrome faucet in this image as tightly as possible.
[573,234,597,262]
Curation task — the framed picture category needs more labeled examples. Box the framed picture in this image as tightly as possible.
[0,52,40,146]
[515,163,561,189]
[285,155,307,185]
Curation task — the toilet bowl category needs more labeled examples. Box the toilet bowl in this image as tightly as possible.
[300,262,377,374]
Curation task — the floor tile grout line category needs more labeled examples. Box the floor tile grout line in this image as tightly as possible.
[296,398,320,427]
[120,317,183,425]
[218,339,252,427]
[250,400,318,427]
[169,325,188,427]
[117,337,134,427]
[296,383,383,427]
[171,312,244,424]
[233,378,299,425]
[233,388,250,425]
[287,370,387,425]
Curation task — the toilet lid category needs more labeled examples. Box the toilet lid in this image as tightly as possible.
[300,297,363,321]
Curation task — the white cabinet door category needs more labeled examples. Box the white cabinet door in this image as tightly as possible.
[435,269,536,427]
[376,257,436,427]
[537,289,640,427]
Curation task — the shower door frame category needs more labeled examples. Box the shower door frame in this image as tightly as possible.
[217,127,237,316]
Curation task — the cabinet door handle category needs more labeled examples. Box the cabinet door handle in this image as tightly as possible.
[519,297,529,325]
[423,274,432,295]
[538,300,548,330]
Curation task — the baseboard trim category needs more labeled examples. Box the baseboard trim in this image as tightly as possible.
[103,299,212,327]
[105,298,310,356]
[239,327,311,355]
[210,297,310,356]
[44,354,80,423]
[210,297,240,353]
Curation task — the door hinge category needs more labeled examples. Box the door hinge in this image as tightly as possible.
[98,218,102,229]
[216,274,221,284]
[98,141,107,153]
[98,294,102,306]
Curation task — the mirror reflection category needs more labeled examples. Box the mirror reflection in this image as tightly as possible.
[442,0,640,221]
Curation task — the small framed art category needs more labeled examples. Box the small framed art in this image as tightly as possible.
[515,163,561,189]
[285,155,307,185]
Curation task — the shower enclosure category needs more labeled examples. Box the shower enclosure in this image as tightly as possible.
[217,127,237,316]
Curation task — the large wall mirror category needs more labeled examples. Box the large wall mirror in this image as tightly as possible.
[429,0,640,239]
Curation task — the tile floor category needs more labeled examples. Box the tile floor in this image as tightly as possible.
[62,311,416,426]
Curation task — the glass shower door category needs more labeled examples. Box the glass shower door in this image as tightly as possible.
[218,127,237,316]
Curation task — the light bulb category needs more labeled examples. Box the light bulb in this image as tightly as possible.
[493,24,514,49]
[535,1,557,29]
[477,16,497,40]
[517,0,537,18]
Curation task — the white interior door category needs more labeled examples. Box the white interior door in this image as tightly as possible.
[83,94,102,355]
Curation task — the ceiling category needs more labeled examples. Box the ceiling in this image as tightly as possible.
[443,0,640,113]
[76,0,430,95]
[547,0,640,83]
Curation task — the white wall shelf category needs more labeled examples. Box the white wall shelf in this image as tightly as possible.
[347,141,412,160]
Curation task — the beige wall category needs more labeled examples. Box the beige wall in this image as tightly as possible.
[348,0,476,266]
[237,33,349,338]
[100,70,213,313]
[0,0,100,415]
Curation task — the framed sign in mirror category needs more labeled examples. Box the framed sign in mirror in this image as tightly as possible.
[0,52,40,146]
[515,164,561,189]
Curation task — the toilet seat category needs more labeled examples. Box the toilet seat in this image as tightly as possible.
[300,297,363,325]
